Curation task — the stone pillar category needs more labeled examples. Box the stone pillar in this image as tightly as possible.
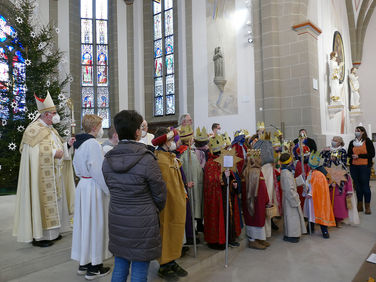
[252,0,324,146]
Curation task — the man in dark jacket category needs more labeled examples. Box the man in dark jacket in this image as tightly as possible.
[293,129,317,159]
[102,110,167,282]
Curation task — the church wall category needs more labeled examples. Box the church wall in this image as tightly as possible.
[192,0,255,136]
[358,10,376,140]
[315,0,355,147]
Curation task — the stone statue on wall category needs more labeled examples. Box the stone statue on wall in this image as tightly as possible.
[349,67,360,110]
[213,46,226,92]
[329,51,344,104]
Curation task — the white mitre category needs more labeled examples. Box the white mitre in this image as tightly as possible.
[34,91,56,113]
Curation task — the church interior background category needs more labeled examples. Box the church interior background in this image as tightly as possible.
[0,1,376,281]
[0,0,375,190]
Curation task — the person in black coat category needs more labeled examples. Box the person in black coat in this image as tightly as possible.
[293,129,317,160]
[102,110,167,282]
[348,126,375,214]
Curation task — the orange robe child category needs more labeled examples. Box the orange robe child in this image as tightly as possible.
[304,152,335,238]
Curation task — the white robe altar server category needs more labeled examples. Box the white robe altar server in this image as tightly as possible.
[71,114,111,280]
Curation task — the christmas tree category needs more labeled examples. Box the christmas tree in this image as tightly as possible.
[0,0,71,193]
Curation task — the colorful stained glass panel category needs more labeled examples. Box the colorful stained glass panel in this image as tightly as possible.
[82,65,93,86]
[165,54,174,75]
[165,9,173,36]
[13,62,25,83]
[96,0,108,20]
[154,14,162,40]
[97,45,108,65]
[97,87,109,107]
[166,95,175,115]
[81,0,93,18]
[154,57,163,77]
[0,62,9,82]
[165,36,173,55]
[81,108,95,126]
[154,39,162,58]
[81,44,93,65]
[81,87,94,108]
[166,75,174,95]
[154,77,163,97]
[155,96,164,116]
[81,19,93,44]
[97,66,108,86]
[153,1,161,15]
[98,108,110,128]
[96,20,107,44]
[165,0,173,10]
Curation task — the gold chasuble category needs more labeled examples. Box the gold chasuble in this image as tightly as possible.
[155,150,186,264]
[13,120,75,242]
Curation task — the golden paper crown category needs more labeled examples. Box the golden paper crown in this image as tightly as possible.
[234,129,245,138]
[178,125,193,141]
[308,151,322,168]
[257,121,265,130]
[247,149,261,158]
[274,129,283,138]
[195,126,209,142]
[209,134,225,153]
[222,132,231,146]
[271,136,281,147]
[243,129,250,137]
[34,91,56,113]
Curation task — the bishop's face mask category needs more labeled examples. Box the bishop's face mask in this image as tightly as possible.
[51,113,60,124]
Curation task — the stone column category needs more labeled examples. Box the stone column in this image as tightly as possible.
[252,0,324,147]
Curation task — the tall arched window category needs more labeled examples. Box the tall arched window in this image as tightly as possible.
[153,0,175,116]
[80,0,110,128]
[0,15,26,120]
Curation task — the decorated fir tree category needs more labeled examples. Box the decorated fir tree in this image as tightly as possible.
[0,0,71,192]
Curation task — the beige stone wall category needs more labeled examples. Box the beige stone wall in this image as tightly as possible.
[252,0,322,146]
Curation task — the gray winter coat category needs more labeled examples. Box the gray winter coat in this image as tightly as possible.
[102,140,167,261]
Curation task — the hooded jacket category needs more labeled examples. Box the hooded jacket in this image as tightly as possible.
[102,140,167,261]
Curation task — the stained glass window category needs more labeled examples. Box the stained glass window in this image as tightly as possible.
[153,0,175,116]
[80,0,110,128]
[0,15,26,120]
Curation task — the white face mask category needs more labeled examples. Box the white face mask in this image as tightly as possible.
[216,130,223,135]
[142,130,147,138]
[331,141,338,147]
[355,132,361,138]
[168,141,177,151]
[97,127,104,139]
[52,113,60,124]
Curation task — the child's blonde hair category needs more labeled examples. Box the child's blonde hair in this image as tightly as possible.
[82,114,102,133]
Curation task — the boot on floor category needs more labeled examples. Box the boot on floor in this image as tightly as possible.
[357,201,364,212]
[365,203,372,214]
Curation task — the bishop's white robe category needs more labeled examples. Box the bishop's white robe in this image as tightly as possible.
[13,119,75,242]
[71,138,111,266]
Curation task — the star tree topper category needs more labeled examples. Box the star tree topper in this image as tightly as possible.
[214,148,243,174]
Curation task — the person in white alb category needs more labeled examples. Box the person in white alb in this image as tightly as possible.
[71,114,111,280]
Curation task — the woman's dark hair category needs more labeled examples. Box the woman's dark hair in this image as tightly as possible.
[113,110,143,140]
[356,126,368,141]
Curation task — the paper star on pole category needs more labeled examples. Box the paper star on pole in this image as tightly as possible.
[214,148,243,174]
[326,164,347,185]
